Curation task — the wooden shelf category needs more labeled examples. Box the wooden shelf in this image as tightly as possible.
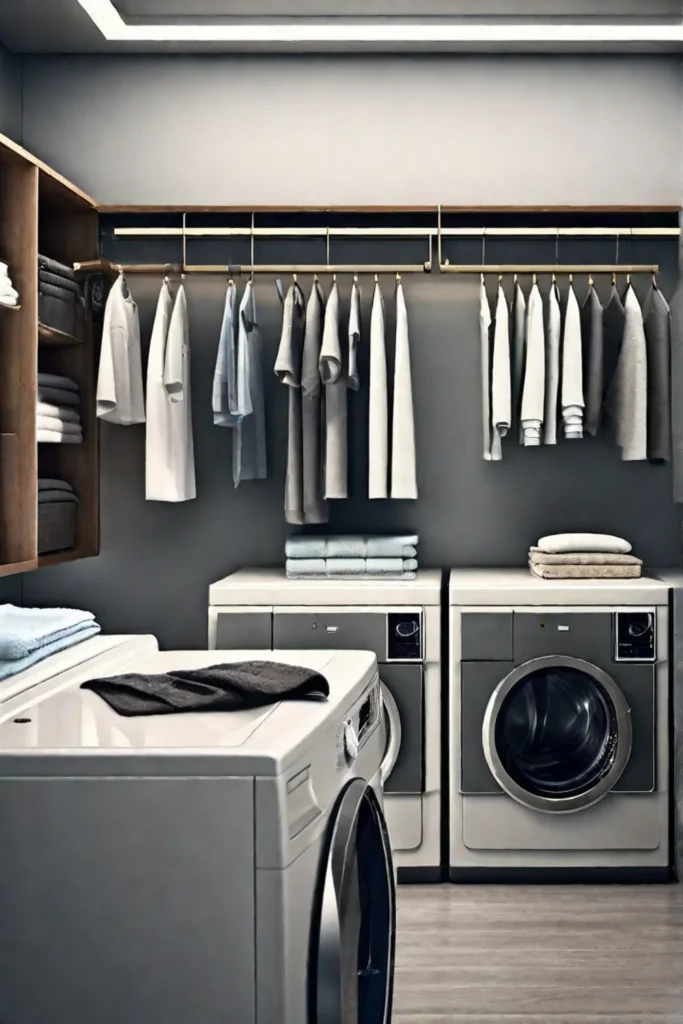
[0,558,38,577]
[0,301,20,312]
[38,322,84,346]
[38,547,96,569]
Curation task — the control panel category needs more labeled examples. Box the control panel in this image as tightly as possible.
[388,613,422,661]
[614,610,656,663]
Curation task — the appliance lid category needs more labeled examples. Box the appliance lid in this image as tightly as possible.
[209,568,442,606]
[0,649,378,777]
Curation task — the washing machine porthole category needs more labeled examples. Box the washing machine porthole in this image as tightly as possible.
[482,655,633,814]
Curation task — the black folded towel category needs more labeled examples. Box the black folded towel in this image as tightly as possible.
[37,255,76,281]
[81,660,330,717]
[39,270,82,297]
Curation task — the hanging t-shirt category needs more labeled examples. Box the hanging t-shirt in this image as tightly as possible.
[233,281,267,487]
[212,282,240,427]
[96,273,145,425]
[145,280,176,501]
[161,284,196,501]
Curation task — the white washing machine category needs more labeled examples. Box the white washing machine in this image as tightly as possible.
[449,569,672,882]
[209,568,443,881]
[0,647,395,1024]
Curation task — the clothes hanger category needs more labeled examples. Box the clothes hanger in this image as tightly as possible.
[653,271,658,290]
[568,273,573,285]
[396,271,402,284]
[612,272,617,287]
[551,272,556,285]
[532,273,537,286]
[588,274,594,290]
[374,273,379,284]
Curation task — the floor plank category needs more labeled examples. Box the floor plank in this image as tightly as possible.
[393,884,683,1022]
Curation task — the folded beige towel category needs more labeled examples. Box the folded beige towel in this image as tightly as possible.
[530,562,641,580]
[529,548,642,567]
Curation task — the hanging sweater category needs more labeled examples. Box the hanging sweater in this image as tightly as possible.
[480,278,493,459]
[561,282,584,440]
[368,281,388,498]
[490,284,511,461]
[606,284,648,461]
[543,283,561,445]
[391,281,418,498]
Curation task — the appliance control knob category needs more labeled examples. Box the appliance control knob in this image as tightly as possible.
[396,620,419,638]
[344,719,359,763]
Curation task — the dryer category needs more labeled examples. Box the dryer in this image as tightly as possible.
[0,648,395,1024]
[449,569,671,882]
[209,569,442,881]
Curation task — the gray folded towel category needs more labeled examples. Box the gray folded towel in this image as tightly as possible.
[286,534,418,559]
[39,270,82,297]
[82,660,330,717]
[529,548,642,567]
[530,562,642,580]
[38,255,76,282]
[39,280,78,304]
[38,489,79,504]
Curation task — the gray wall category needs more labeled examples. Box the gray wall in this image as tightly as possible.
[0,42,21,141]
[21,54,683,206]
[14,53,683,648]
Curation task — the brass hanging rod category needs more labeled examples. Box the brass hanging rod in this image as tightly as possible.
[73,259,430,275]
[440,263,659,274]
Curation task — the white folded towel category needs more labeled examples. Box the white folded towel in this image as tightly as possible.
[37,402,81,424]
[37,429,82,444]
[537,533,632,555]
[37,414,82,436]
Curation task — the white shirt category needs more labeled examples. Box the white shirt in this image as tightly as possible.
[158,284,196,501]
[145,280,176,501]
[96,273,145,425]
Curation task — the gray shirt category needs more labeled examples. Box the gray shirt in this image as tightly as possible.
[643,284,672,464]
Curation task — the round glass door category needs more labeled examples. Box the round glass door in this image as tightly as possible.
[380,684,401,786]
[308,778,396,1024]
[482,656,632,813]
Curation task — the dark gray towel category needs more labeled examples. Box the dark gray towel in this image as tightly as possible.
[37,254,76,281]
[671,281,683,499]
[601,283,626,440]
[642,285,672,464]
[82,660,330,717]
[581,286,604,437]
[39,280,77,304]
[39,270,82,297]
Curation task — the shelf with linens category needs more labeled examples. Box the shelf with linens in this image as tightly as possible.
[0,131,100,576]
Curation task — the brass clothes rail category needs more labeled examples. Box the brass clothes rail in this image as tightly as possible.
[440,264,660,274]
[73,259,430,275]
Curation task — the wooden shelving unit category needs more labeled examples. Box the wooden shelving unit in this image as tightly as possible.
[0,132,100,575]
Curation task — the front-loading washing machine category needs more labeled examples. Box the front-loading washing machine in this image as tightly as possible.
[449,569,671,881]
[209,568,442,881]
[0,647,395,1024]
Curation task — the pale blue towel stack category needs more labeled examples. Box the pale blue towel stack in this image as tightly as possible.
[285,535,419,580]
[0,604,101,681]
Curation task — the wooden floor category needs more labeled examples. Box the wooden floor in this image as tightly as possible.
[393,884,683,1023]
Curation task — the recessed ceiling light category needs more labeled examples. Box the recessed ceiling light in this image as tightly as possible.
[76,0,683,44]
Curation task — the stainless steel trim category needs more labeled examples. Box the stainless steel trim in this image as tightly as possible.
[380,683,402,786]
[482,655,633,814]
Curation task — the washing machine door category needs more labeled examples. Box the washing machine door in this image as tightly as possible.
[308,778,396,1024]
[482,655,633,814]
[380,684,402,787]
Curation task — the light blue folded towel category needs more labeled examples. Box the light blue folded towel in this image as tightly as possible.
[286,557,418,580]
[0,604,97,661]
[285,535,418,559]
[0,623,101,682]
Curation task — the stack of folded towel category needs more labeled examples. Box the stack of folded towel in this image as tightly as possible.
[38,478,79,505]
[38,255,83,337]
[529,533,642,580]
[37,373,82,443]
[0,604,100,682]
[38,479,78,554]
[0,261,19,307]
[286,535,419,580]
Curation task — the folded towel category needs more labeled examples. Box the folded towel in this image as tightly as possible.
[530,562,641,580]
[286,566,417,581]
[37,415,82,435]
[39,281,78,304]
[37,373,79,392]
[286,557,418,576]
[38,387,80,408]
[38,255,76,282]
[0,624,101,682]
[38,489,79,504]
[82,660,329,717]
[529,548,642,566]
[285,534,419,559]
[0,603,97,661]
[536,533,632,555]
[38,270,82,297]
[38,478,73,493]
[37,402,81,424]
[38,429,82,444]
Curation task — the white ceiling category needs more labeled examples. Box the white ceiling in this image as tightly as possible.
[0,0,681,52]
